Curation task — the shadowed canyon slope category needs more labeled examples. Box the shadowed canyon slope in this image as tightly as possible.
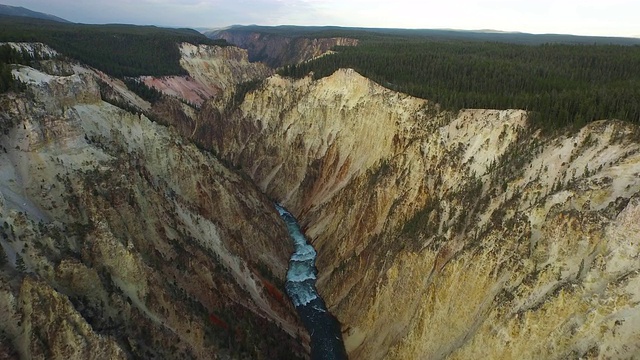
[207,29,358,67]
[203,69,640,359]
[1,38,640,360]
[0,43,305,359]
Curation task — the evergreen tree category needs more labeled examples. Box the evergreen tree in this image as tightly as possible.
[279,38,640,131]
[0,17,229,78]
[15,254,26,272]
[0,245,7,267]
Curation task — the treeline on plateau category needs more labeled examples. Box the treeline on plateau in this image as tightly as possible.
[122,78,163,103]
[0,16,228,78]
[280,39,640,130]
[0,44,33,93]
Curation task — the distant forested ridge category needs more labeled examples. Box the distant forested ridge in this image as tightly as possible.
[219,25,640,46]
[279,37,640,130]
[0,16,228,77]
[0,4,70,23]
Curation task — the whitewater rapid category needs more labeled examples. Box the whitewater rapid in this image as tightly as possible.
[275,204,320,305]
[275,204,347,360]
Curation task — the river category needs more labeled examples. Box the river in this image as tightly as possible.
[275,204,348,360]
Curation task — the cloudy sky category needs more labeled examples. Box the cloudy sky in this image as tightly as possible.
[4,0,639,37]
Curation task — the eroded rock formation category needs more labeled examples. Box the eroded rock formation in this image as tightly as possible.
[207,30,359,67]
[2,38,640,360]
[141,43,273,106]
[206,69,640,359]
[0,44,305,359]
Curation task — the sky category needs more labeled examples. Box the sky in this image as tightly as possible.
[4,0,639,38]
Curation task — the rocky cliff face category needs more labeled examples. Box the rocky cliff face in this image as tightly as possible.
[141,43,273,106]
[3,39,640,360]
[140,42,274,154]
[206,69,640,359]
[0,44,305,359]
[208,30,359,67]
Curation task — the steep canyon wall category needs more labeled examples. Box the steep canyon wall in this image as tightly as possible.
[206,69,640,359]
[207,30,359,68]
[4,39,638,360]
[0,44,305,359]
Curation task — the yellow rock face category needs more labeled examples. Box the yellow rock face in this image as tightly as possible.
[3,41,640,359]
[141,43,273,106]
[16,277,127,360]
[0,49,305,359]
[210,68,640,359]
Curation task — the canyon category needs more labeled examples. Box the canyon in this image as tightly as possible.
[207,29,358,67]
[208,68,640,359]
[0,43,304,359]
[1,38,639,360]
